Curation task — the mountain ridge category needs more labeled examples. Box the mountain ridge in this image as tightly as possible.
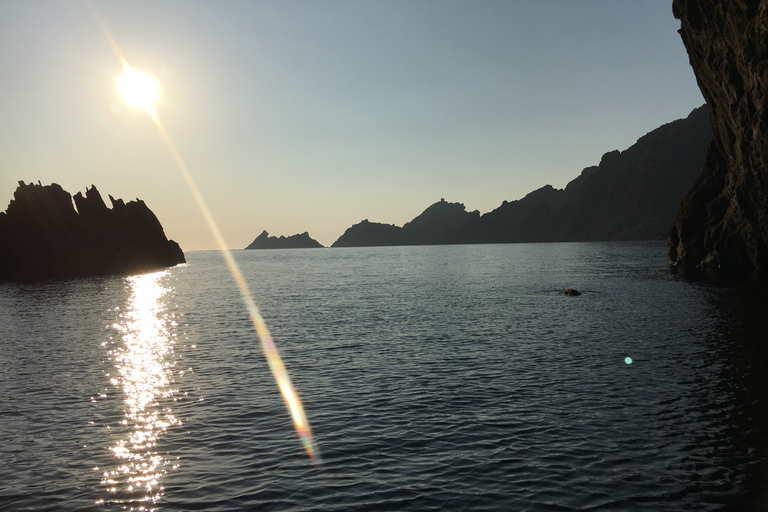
[331,105,712,248]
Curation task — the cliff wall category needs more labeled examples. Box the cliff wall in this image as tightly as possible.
[669,1,768,274]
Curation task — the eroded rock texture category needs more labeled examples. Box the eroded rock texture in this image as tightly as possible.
[669,1,768,274]
[0,181,185,282]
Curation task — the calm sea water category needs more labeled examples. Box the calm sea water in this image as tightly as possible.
[1,242,767,511]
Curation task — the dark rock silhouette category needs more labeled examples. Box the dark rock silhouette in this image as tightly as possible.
[245,230,324,249]
[331,107,712,248]
[441,106,712,244]
[332,199,477,247]
[668,0,768,275]
[331,220,402,248]
[0,181,185,282]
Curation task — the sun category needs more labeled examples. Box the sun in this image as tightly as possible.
[118,69,159,110]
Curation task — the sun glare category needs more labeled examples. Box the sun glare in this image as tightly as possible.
[119,70,159,110]
[96,14,321,461]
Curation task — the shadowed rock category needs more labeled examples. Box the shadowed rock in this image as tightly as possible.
[0,181,185,282]
[669,0,768,275]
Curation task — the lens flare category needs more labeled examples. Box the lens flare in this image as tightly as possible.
[142,108,320,461]
[90,7,320,462]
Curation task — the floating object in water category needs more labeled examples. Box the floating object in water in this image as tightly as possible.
[564,288,581,296]
[625,357,633,365]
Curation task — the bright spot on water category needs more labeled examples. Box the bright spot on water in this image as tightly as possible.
[625,356,633,365]
[100,271,180,507]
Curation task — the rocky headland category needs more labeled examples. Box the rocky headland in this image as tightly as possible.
[332,199,476,247]
[332,106,712,247]
[0,181,185,282]
[245,230,324,249]
[668,0,768,275]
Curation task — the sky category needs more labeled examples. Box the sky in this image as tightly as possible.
[0,0,705,250]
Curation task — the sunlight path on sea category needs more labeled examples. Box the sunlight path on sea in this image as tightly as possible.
[90,6,319,461]
[97,271,181,510]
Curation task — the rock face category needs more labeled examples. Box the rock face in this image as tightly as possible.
[245,230,324,249]
[0,181,185,282]
[331,199,477,247]
[668,1,768,274]
[331,107,712,248]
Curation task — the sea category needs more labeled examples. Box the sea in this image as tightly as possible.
[1,241,767,512]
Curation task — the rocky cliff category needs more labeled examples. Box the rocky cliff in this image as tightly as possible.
[668,1,768,275]
[245,230,324,249]
[0,181,185,282]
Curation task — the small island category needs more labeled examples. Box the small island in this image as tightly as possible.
[0,181,185,282]
[245,230,324,249]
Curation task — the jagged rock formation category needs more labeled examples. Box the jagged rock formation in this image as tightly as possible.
[669,1,768,274]
[245,230,323,249]
[331,106,712,247]
[0,181,185,282]
[331,199,477,247]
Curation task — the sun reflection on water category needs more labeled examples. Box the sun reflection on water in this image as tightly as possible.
[100,271,181,510]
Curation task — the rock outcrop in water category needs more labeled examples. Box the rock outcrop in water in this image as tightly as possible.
[332,107,712,247]
[0,181,185,282]
[668,1,768,275]
[245,230,324,249]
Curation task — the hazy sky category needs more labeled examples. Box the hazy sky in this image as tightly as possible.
[0,1,704,250]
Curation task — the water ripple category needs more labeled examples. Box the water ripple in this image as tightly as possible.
[2,243,768,510]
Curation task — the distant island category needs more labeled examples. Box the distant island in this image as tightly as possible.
[245,230,324,249]
[332,105,713,247]
[0,181,185,282]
